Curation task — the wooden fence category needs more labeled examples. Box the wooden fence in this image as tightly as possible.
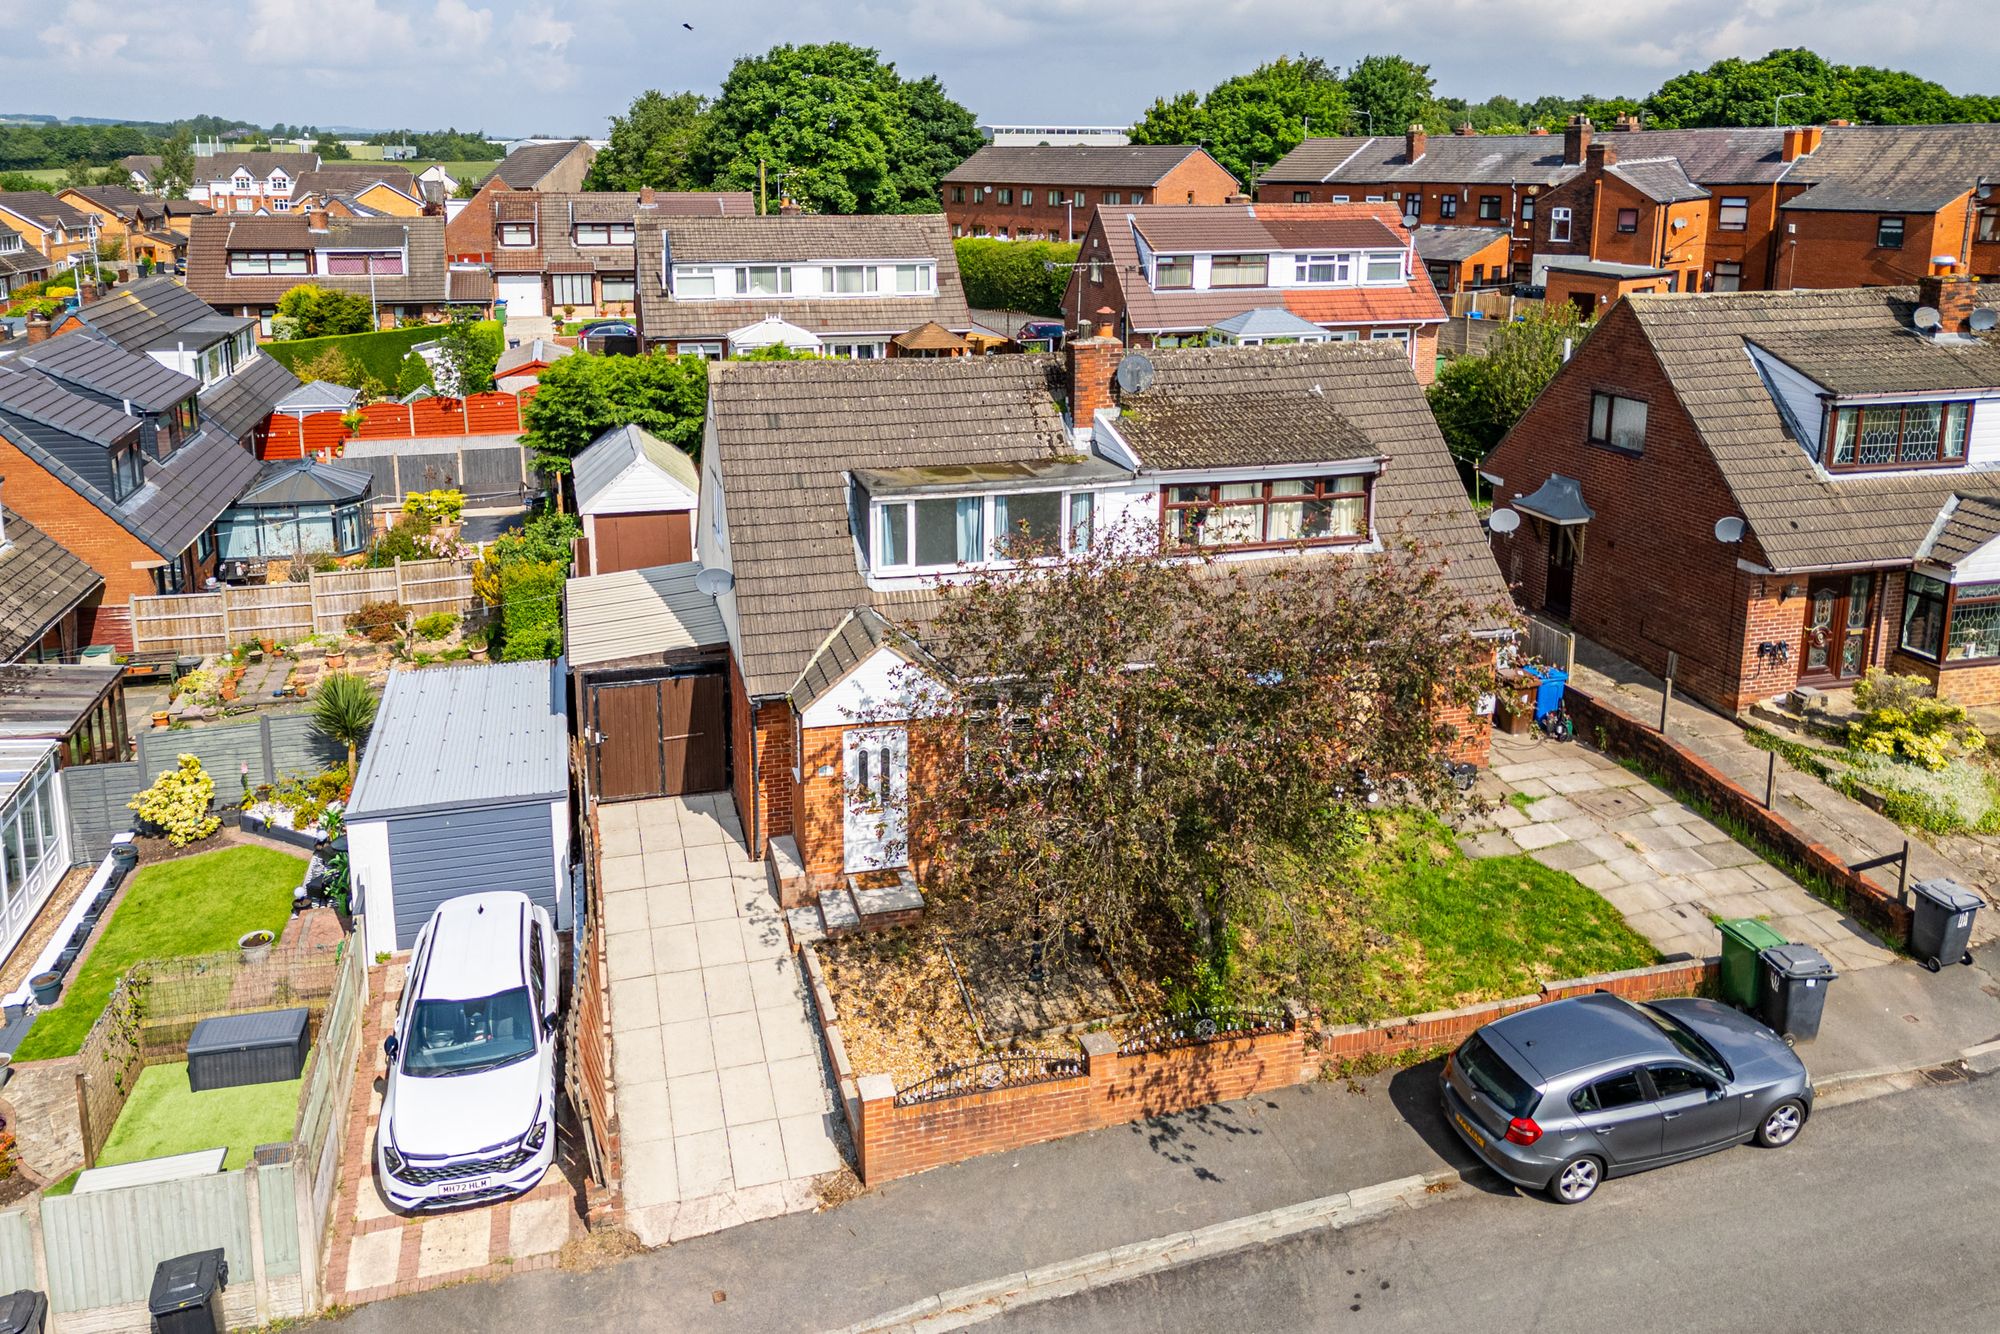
[295,937,367,1258]
[1445,288,1539,320]
[1523,615,1576,676]
[128,557,477,655]
[568,785,619,1201]
[263,386,537,461]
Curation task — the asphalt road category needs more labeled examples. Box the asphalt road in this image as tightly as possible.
[992,1074,2000,1334]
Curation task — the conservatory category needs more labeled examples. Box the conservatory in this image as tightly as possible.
[215,460,374,562]
[0,741,69,967]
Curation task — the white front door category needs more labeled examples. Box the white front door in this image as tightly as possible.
[843,727,908,873]
[496,274,544,318]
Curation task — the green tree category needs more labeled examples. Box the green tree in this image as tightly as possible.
[312,134,352,160]
[1427,304,1593,475]
[1344,54,1437,137]
[585,90,711,191]
[953,238,1076,316]
[694,42,978,213]
[311,673,378,771]
[276,285,374,337]
[62,158,95,189]
[1130,56,1345,186]
[159,127,195,200]
[520,351,709,500]
[431,307,500,396]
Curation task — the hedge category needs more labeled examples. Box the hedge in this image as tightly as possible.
[263,321,500,389]
[953,238,1077,318]
[498,558,565,661]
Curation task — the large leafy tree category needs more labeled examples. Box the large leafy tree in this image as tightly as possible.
[1131,56,1347,186]
[1642,47,1986,128]
[900,527,1498,1002]
[520,350,708,499]
[1427,303,1594,475]
[1344,54,1437,137]
[585,90,711,191]
[158,127,195,200]
[693,42,978,214]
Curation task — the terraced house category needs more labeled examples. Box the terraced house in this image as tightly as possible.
[634,213,971,359]
[1061,202,1448,382]
[1482,272,2000,712]
[941,144,1240,241]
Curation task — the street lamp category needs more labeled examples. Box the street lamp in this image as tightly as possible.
[1773,93,1805,128]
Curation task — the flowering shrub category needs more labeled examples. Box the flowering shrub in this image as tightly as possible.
[128,754,220,846]
[1851,670,1984,771]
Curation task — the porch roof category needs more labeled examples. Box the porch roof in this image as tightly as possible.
[0,662,123,741]
[1513,473,1595,525]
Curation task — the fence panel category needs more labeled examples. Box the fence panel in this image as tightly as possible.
[132,560,479,653]
[74,981,143,1166]
[62,761,143,863]
[270,714,344,775]
[42,1171,252,1312]
[138,723,269,798]
[0,1210,33,1295]
[225,582,314,641]
[296,942,366,1256]
[128,593,231,658]
[310,567,399,631]
[1523,616,1576,675]
[258,1157,302,1278]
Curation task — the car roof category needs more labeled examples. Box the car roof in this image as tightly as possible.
[414,892,531,1000]
[1483,993,1681,1084]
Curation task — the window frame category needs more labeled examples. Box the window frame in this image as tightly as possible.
[737,265,793,297]
[1293,253,1352,285]
[1616,207,1639,234]
[1207,253,1269,288]
[1159,475,1373,552]
[1587,390,1649,453]
[672,264,718,298]
[870,488,1099,573]
[1901,572,1949,661]
[1439,194,1458,220]
[997,188,1012,205]
[1548,207,1573,243]
[1362,252,1405,284]
[1876,215,1905,249]
[497,222,536,248]
[1718,196,1749,231]
[550,272,593,307]
[1824,401,1973,471]
[1153,254,1194,289]
[1477,194,1502,221]
[1292,190,1311,204]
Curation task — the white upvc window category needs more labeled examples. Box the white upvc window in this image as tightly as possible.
[574,223,635,245]
[1548,207,1573,243]
[872,489,1097,572]
[823,263,877,294]
[893,263,935,294]
[672,265,718,298]
[681,342,724,359]
[1362,252,1405,284]
[498,222,535,247]
[1293,253,1352,285]
[738,265,792,296]
[1369,328,1411,344]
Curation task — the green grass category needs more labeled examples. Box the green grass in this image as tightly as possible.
[42,1170,79,1197]
[1505,791,1541,816]
[264,322,501,387]
[13,845,303,1061]
[96,1061,303,1171]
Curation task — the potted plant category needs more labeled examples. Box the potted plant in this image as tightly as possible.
[238,929,275,964]
[327,647,348,670]
[152,708,171,728]
[30,972,61,1008]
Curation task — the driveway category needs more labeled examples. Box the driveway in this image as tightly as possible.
[598,795,846,1246]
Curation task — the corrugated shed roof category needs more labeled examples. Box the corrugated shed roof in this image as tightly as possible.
[943,145,1231,188]
[573,424,699,514]
[15,329,200,413]
[347,660,569,818]
[564,562,728,668]
[0,509,102,662]
[1411,226,1511,263]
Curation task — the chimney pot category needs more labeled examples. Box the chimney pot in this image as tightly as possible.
[1587,140,1617,170]
[1066,311,1124,427]
[1530,125,1550,136]
[778,199,802,216]
[1456,122,1476,136]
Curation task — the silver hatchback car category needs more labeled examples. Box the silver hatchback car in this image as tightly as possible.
[1441,991,1812,1204]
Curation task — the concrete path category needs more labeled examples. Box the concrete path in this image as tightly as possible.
[598,795,846,1246]
[1469,729,1896,971]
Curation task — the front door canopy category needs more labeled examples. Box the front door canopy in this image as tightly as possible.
[1514,474,1595,526]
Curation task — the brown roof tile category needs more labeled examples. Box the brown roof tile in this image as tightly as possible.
[184,214,448,305]
[943,145,1233,189]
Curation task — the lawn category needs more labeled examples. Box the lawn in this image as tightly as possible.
[13,844,303,1061]
[1236,811,1660,1022]
[263,320,500,387]
[96,1061,302,1171]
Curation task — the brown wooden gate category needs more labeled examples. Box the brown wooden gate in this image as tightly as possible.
[588,669,728,801]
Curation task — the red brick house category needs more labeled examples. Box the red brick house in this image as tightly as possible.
[941,144,1239,241]
[184,210,464,333]
[1062,203,1447,383]
[684,338,1504,909]
[477,190,755,322]
[1481,272,2000,713]
[444,140,599,261]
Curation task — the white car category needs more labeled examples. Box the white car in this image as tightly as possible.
[377,892,560,1211]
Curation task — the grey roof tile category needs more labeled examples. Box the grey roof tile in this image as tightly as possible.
[0,508,102,661]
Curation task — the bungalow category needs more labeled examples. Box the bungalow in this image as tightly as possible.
[686,331,1504,907]
[633,212,972,359]
[183,210,456,333]
[478,190,755,318]
[1482,270,2000,712]
[1062,202,1449,382]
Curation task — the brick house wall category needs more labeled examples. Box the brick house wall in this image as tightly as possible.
[726,652,795,859]
[1704,183,1786,290]
[1265,180,1540,276]
[945,153,1238,242]
[1545,269,1674,317]
[1778,193,1967,289]
[446,178,507,262]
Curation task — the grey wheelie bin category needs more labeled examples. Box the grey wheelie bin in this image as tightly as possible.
[1756,943,1836,1044]
[1909,877,1982,972]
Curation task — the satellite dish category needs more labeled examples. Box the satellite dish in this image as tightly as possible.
[1914,306,1943,331]
[1114,352,1156,396]
[1672,217,1687,230]
[1971,309,1998,333]
[693,567,734,596]
[1714,516,1745,543]
[1487,508,1521,534]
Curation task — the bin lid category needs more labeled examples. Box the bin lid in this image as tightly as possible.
[187,1007,309,1057]
[1760,943,1837,979]
[0,1289,43,1334]
[148,1248,226,1314]
[1717,918,1788,951]
[1912,877,1984,914]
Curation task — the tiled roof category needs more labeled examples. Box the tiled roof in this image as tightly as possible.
[0,365,137,445]
[1095,204,1446,334]
[14,329,200,413]
[0,508,102,661]
[446,267,494,303]
[1605,157,1709,204]
[943,145,1233,189]
[1620,284,2000,571]
[1115,389,1380,470]
[200,353,303,441]
[120,155,162,182]
[633,213,971,342]
[184,214,448,305]
[196,153,319,182]
[1411,225,1510,262]
[1920,495,2000,567]
[485,142,591,189]
[708,355,1070,697]
[122,425,267,558]
[0,191,91,232]
[787,607,924,711]
[70,277,226,351]
[62,184,151,214]
[1259,126,1795,188]
[1748,329,2000,395]
[1783,123,2000,211]
[0,248,53,281]
[289,169,418,204]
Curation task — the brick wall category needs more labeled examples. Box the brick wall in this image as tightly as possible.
[726,653,796,858]
[796,723,843,875]
[0,431,166,650]
[1779,196,1962,289]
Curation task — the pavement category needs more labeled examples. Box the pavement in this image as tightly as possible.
[989,1074,2000,1333]
[598,794,846,1247]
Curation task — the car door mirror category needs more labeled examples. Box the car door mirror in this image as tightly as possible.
[383,1035,400,1062]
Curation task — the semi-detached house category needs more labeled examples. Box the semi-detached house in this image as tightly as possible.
[1483,272,2000,713]
[483,190,754,322]
[184,210,467,334]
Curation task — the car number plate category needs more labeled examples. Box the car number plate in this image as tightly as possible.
[1454,1112,1486,1149]
[437,1176,493,1196]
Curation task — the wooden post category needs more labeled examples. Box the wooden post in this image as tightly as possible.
[73,1068,93,1167]
[1659,677,1674,733]
[1764,749,1778,808]
[218,584,232,651]
[393,557,407,606]
[1899,839,1912,902]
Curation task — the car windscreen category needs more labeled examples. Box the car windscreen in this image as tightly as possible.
[1457,1034,1539,1118]
[1636,1004,1731,1079]
[402,987,537,1077]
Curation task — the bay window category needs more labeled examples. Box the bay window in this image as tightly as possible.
[1164,475,1370,549]
[1209,254,1268,287]
[1947,582,2000,661]
[1826,401,1970,469]
[1902,574,1948,658]
[1154,254,1194,288]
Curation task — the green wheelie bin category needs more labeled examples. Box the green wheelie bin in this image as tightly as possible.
[1717,918,1789,1009]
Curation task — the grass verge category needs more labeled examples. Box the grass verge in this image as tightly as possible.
[97,1061,303,1171]
[13,844,303,1061]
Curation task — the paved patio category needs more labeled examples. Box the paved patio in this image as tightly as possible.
[598,795,846,1247]
[1463,731,1897,971]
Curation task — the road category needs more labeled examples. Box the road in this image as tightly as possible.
[991,1074,2000,1334]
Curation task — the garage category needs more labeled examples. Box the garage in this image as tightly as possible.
[573,425,700,577]
[565,560,731,803]
[495,273,545,319]
[345,660,572,957]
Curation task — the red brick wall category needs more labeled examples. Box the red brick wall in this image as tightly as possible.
[0,431,166,650]
[1778,194,1964,289]
[796,724,843,874]
[944,154,1237,241]
[726,653,796,858]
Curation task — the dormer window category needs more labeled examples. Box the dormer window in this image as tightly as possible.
[1826,401,1971,470]
[869,488,1097,572]
[1164,475,1371,549]
[574,223,635,246]
[738,266,792,296]
[1294,253,1351,285]
[673,265,717,298]
[1154,255,1193,289]
[232,172,253,189]
[498,222,536,247]
[270,174,289,191]
[1209,254,1268,288]
[1363,253,1405,284]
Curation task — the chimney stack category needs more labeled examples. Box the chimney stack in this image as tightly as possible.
[1563,115,1593,166]
[1066,307,1124,430]
[1587,139,1618,172]
[1405,124,1427,162]
[1455,122,1476,136]
[638,186,655,205]
[25,311,50,344]
[1529,125,1550,137]
[307,206,329,231]
[1225,191,1251,205]
[1919,263,1978,335]
[778,199,802,216]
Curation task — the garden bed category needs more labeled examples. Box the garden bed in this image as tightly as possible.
[12,844,305,1061]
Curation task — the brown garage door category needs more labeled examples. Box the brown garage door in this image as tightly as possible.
[589,672,728,801]
[594,512,693,575]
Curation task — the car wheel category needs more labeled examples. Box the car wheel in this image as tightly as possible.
[1756,1099,1806,1148]
[1547,1155,1602,1205]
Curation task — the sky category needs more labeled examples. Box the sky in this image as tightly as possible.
[8,0,1999,136]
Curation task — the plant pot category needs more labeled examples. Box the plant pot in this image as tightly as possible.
[175,654,203,673]
[470,646,488,662]
[152,710,170,728]
[30,973,61,1007]
[219,806,242,829]
[219,683,238,702]
[238,930,274,964]
[67,923,91,951]
[54,946,78,976]
[327,652,347,670]
[111,842,138,874]
[259,637,276,654]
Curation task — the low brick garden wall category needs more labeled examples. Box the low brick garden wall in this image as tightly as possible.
[1565,686,1915,946]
